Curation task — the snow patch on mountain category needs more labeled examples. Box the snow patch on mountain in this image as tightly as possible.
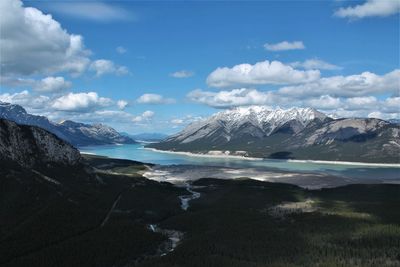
[169,106,327,144]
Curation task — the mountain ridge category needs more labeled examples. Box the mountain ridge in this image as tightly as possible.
[0,118,81,168]
[148,106,400,163]
[0,102,136,147]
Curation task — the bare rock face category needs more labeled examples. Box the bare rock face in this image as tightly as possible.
[0,119,81,168]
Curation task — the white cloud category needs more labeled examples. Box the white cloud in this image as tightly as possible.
[51,92,112,112]
[171,119,184,124]
[290,59,342,70]
[136,94,175,104]
[305,95,342,110]
[382,96,400,113]
[116,46,127,54]
[0,0,90,76]
[187,88,274,108]
[89,59,129,77]
[334,0,400,19]
[385,96,400,108]
[170,70,194,78]
[143,110,155,118]
[33,77,72,93]
[207,60,320,88]
[0,90,50,110]
[264,41,305,51]
[0,76,71,94]
[117,100,129,110]
[132,110,155,122]
[170,115,204,128]
[345,96,378,110]
[279,69,400,98]
[42,2,133,22]
[187,84,400,120]
[50,110,137,124]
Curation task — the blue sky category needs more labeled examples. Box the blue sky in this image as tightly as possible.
[0,0,399,134]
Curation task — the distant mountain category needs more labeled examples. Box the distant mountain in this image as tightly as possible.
[122,132,168,142]
[148,106,400,163]
[0,102,136,146]
[58,120,136,146]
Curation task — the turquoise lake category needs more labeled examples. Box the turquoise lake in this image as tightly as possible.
[80,144,400,181]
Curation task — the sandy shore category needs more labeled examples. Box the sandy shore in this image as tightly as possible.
[142,147,263,161]
[142,164,384,189]
[143,147,400,168]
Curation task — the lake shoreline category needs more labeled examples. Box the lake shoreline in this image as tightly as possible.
[142,147,400,168]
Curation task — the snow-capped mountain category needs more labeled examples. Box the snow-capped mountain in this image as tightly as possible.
[165,106,328,144]
[0,102,136,146]
[148,106,400,163]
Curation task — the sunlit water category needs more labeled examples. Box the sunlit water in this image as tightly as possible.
[80,144,400,181]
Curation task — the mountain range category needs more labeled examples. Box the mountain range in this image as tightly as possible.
[148,106,400,163]
[0,102,136,147]
[121,132,168,142]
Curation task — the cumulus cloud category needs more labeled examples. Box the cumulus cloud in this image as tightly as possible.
[170,70,194,78]
[33,77,72,93]
[0,0,91,76]
[207,60,320,88]
[290,59,342,70]
[53,110,138,125]
[89,60,129,77]
[170,115,204,128]
[117,100,129,110]
[41,2,133,22]
[0,0,129,79]
[132,110,155,122]
[0,90,50,110]
[0,76,71,94]
[279,69,400,98]
[187,88,275,108]
[345,96,378,110]
[305,95,342,110]
[264,41,305,51]
[0,90,146,126]
[171,119,184,124]
[334,0,400,19]
[382,96,400,113]
[51,92,112,112]
[116,46,127,54]
[187,84,400,120]
[136,94,175,104]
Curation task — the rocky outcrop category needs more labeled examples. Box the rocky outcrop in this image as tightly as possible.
[0,119,80,168]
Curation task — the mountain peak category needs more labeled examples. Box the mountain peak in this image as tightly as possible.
[166,106,328,145]
[212,106,327,131]
[0,103,136,146]
[149,107,400,163]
